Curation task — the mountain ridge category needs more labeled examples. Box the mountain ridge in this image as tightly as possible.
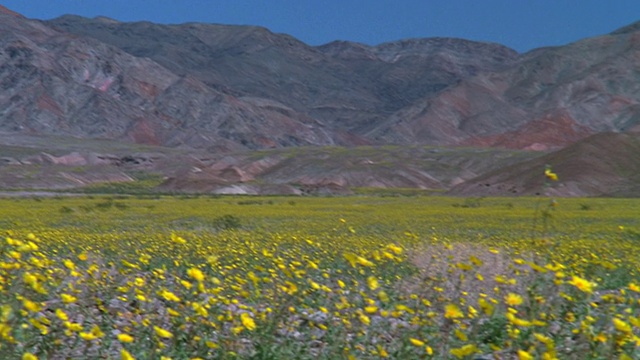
[41,12,640,151]
[2,6,640,196]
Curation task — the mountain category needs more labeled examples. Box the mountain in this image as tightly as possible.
[45,15,518,137]
[367,28,640,150]
[0,7,337,151]
[2,5,640,196]
[43,14,640,151]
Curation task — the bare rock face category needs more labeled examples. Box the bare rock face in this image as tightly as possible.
[0,5,23,18]
[0,10,335,151]
[43,14,519,143]
[38,12,640,151]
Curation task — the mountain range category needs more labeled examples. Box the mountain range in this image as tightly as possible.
[1,4,640,196]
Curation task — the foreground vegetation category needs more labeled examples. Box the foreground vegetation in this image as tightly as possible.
[0,194,639,359]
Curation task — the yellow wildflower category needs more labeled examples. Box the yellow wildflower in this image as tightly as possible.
[23,299,41,313]
[505,293,524,306]
[187,267,205,282]
[61,294,77,304]
[121,349,135,360]
[478,298,494,315]
[378,290,390,303]
[241,313,256,331]
[170,233,186,244]
[377,344,389,358]
[518,349,534,360]
[444,304,464,319]
[454,328,468,341]
[63,259,75,271]
[450,344,478,359]
[90,325,104,338]
[359,313,371,326]
[367,276,379,291]
[545,167,558,181]
[64,322,83,332]
[364,306,378,314]
[613,318,632,333]
[79,332,98,341]
[154,326,173,339]
[55,309,68,321]
[159,289,181,302]
[118,333,135,343]
[534,333,554,346]
[568,276,595,293]
[594,333,607,343]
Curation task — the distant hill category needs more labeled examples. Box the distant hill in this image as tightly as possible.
[449,133,640,197]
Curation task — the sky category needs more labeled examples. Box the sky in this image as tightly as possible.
[2,0,640,53]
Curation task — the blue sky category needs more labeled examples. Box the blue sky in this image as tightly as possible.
[3,0,639,53]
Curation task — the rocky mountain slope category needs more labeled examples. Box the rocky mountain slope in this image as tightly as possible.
[2,4,640,196]
[372,27,640,150]
[46,16,518,137]
[0,6,336,151]
[43,14,640,151]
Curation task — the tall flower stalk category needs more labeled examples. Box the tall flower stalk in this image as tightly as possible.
[531,165,559,242]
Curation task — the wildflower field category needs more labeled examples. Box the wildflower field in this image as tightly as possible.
[1,194,640,359]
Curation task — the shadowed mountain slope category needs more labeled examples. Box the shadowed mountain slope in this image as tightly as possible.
[448,133,640,197]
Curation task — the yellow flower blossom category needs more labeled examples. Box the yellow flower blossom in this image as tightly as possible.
[63,259,75,271]
[568,276,595,293]
[450,344,478,359]
[505,293,524,306]
[377,344,389,358]
[367,276,379,291]
[121,349,135,360]
[613,318,632,333]
[79,331,98,341]
[55,309,69,321]
[364,305,378,314]
[241,312,256,331]
[518,349,534,360]
[444,304,464,319]
[154,326,173,339]
[61,294,77,304]
[118,333,135,343]
[159,289,181,302]
[545,167,558,181]
[170,233,186,244]
[187,267,205,282]
[64,321,83,332]
[23,299,41,313]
